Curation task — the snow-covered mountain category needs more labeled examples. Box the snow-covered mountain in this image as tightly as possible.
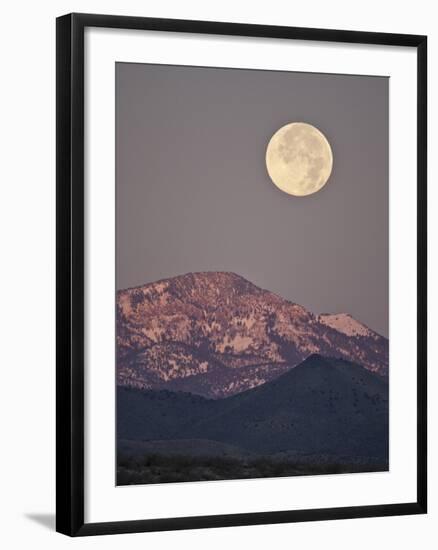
[117,272,388,398]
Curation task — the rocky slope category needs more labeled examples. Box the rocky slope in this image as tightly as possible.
[117,272,388,398]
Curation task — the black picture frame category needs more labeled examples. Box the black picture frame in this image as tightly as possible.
[56,12,427,537]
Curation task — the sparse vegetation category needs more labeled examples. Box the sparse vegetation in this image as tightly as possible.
[117,453,387,485]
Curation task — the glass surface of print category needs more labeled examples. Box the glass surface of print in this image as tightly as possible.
[116,63,389,486]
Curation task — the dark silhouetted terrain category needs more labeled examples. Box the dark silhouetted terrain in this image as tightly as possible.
[117,355,388,484]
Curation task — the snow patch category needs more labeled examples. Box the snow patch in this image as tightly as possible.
[319,313,373,337]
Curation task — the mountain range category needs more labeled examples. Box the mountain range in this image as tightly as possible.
[117,272,388,399]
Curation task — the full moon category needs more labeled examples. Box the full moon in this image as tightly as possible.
[265,122,333,197]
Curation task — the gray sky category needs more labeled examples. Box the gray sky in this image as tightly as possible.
[116,63,388,337]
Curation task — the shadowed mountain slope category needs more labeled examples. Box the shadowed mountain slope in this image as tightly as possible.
[118,355,388,461]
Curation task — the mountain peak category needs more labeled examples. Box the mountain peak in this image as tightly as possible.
[171,271,261,291]
[120,271,263,298]
[299,353,332,366]
[318,313,376,338]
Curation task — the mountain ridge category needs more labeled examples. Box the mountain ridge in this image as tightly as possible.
[117,272,388,398]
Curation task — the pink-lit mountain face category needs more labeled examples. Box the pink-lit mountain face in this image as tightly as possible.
[117,272,388,398]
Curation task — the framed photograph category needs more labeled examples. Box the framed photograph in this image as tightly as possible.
[56,13,427,536]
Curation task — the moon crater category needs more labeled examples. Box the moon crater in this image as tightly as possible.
[266,122,333,197]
